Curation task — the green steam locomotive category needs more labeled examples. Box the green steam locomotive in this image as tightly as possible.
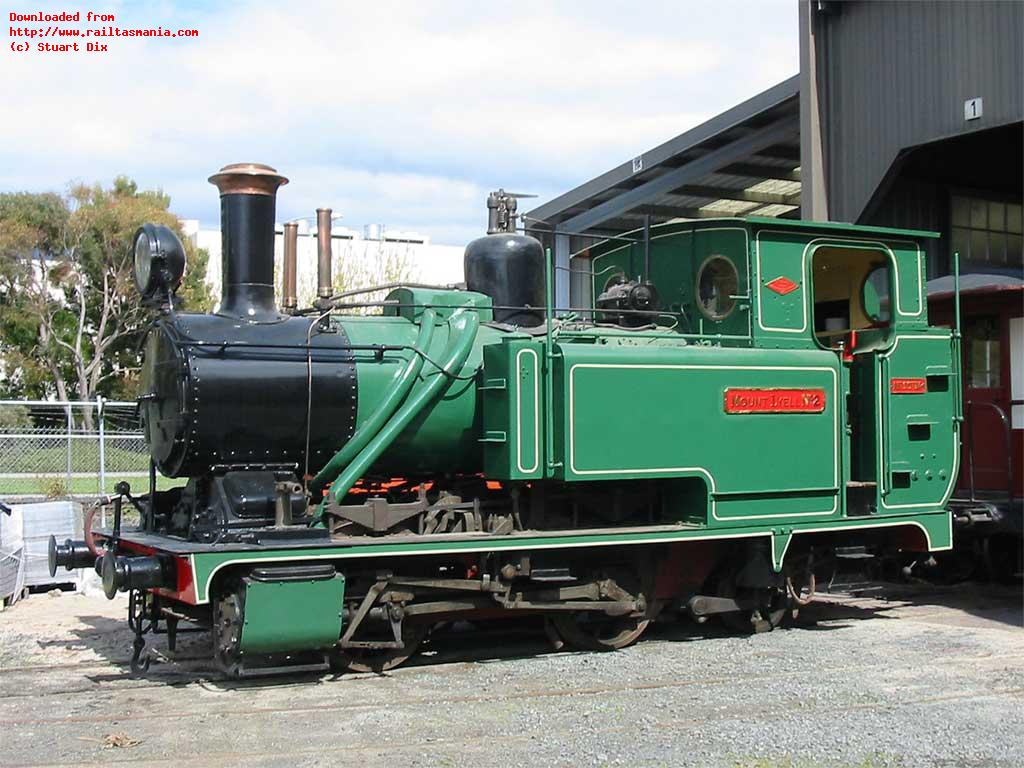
[50,163,960,676]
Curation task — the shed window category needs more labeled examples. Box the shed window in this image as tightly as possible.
[951,195,1023,269]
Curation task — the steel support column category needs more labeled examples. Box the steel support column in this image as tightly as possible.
[554,231,570,312]
[799,0,830,220]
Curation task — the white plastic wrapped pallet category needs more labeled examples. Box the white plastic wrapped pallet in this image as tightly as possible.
[0,504,27,605]
[13,501,84,588]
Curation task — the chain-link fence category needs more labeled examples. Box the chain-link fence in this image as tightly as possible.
[0,399,151,503]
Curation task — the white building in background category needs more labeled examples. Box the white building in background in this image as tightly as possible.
[179,220,466,308]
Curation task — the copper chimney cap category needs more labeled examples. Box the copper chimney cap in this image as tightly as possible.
[208,163,289,196]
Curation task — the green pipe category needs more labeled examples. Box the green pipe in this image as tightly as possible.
[308,308,437,496]
[328,308,480,506]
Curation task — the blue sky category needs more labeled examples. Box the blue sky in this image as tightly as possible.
[2,0,797,244]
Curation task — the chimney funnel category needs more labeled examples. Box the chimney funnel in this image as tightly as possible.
[208,163,288,319]
[282,222,298,312]
[316,208,333,307]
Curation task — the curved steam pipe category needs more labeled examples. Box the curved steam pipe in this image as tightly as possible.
[323,308,480,510]
[308,308,438,496]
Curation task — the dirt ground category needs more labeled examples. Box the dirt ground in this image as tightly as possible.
[1,581,1021,768]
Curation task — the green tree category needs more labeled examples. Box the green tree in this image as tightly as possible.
[327,240,417,315]
[0,177,212,421]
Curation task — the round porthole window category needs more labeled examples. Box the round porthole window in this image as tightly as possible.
[861,264,891,324]
[695,255,739,321]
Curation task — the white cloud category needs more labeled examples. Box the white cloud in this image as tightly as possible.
[1,0,798,244]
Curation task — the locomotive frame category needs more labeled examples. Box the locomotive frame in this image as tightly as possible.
[50,164,962,676]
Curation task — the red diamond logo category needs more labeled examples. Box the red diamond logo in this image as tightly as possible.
[765,276,799,295]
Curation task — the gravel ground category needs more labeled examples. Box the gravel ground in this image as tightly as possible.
[0,582,1021,768]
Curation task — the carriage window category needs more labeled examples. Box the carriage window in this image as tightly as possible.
[812,247,892,347]
[964,316,1001,388]
[695,255,738,321]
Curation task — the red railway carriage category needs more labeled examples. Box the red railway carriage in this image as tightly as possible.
[928,274,1023,580]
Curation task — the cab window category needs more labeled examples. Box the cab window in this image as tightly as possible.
[812,247,893,348]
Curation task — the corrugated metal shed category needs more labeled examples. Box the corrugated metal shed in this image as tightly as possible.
[811,0,1024,223]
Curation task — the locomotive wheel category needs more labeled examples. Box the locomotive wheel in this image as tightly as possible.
[550,611,650,651]
[330,621,429,674]
[982,534,1021,583]
[715,575,787,634]
[543,617,566,651]
[548,569,651,651]
[213,590,244,677]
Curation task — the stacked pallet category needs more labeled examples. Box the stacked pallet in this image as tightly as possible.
[1,501,84,605]
[20,501,83,588]
[0,505,26,607]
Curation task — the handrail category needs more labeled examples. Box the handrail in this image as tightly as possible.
[962,399,1018,502]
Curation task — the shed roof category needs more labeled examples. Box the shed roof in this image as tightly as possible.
[525,76,803,238]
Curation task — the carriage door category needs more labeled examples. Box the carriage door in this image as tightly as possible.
[877,334,958,513]
[960,312,1015,497]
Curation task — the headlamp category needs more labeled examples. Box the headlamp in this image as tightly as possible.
[132,223,186,301]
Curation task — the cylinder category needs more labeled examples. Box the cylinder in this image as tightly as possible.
[464,233,545,325]
[208,163,288,319]
[316,208,333,300]
[282,222,298,312]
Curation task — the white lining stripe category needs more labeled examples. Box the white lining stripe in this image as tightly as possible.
[515,348,540,474]
[566,362,840,521]
[754,232,925,334]
[191,515,949,604]
[875,334,959,510]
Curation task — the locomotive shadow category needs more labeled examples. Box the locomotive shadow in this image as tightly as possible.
[32,606,895,687]
[852,580,1023,628]
[36,581,1020,688]
[36,612,218,683]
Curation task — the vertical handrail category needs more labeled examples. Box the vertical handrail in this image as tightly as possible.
[544,247,559,472]
[953,251,962,341]
[952,250,964,421]
[879,355,889,497]
[97,397,106,527]
[965,400,977,502]
[1011,399,1023,501]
